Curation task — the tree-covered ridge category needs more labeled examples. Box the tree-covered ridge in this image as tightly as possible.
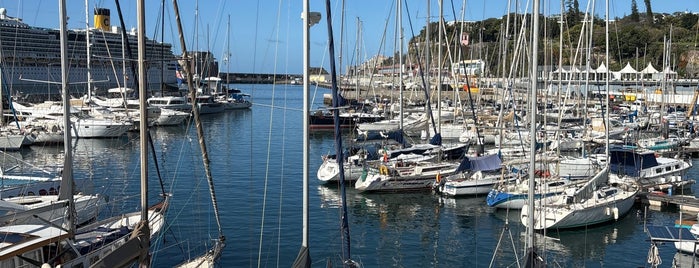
[392,2,699,78]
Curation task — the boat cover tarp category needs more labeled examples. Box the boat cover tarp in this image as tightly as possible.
[609,146,659,177]
[646,225,696,243]
[356,130,408,147]
[456,154,501,173]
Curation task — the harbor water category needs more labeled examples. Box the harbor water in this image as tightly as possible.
[7,83,699,267]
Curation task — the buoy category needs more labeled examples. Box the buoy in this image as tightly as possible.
[379,165,389,176]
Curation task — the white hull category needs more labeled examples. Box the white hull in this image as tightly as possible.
[522,185,638,230]
[440,173,518,196]
[355,173,438,192]
[316,158,363,182]
[71,117,132,138]
[0,134,28,150]
[223,101,252,110]
[64,207,166,267]
[355,162,459,192]
[1,194,105,226]
[154,109,190,126]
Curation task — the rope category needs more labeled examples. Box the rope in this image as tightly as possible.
[647,243,662,267]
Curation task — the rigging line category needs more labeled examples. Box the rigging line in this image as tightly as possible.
[255,0,274,266]
[404,0,440,136]
[253,103,303,112]
[147,130,167,197]
[172,0,225,246]
[157,154,209,259]
[273,0,289,266]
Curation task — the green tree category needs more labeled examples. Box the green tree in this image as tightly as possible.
[566,0,581,26]
[630,0,640,22]
[644,0,653,24]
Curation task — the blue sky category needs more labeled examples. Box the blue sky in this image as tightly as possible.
[3,0,698,74]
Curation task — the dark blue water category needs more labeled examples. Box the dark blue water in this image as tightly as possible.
[9,83,699,267]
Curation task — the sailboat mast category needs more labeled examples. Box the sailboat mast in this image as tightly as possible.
[137,0,148,228]
[170,0,224,239]
[58,0,75,236]
[302,0,311,253]
[85,0,92,100]
[437,0,443,133]
[398,0,403,130]
[292,2,317,267]
[605,0,610,154]
[226,14,231,86]
[324,0,355,264]
[526,0,540,263]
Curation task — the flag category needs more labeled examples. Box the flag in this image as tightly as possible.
[175,65,183,86]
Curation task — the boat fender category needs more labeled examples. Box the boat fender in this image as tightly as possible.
[379,165,389,176]
[435,173,442,184]
[605,207,611,216]
[613,207,619,220]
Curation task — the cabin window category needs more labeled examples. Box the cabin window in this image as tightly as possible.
[548,182,565,187]
[0,232,39,244]
[675,165,680,169]
[655,168,662,173]
[665,167,671,172]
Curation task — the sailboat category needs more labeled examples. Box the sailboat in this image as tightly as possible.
[520,0,638,231]
[0,1,166,266]
[294,1,358,266]
[214,15,252,111]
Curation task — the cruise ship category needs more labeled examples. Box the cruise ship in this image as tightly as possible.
[0,7,178,95]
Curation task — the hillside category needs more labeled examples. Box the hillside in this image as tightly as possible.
[381,5,699,78]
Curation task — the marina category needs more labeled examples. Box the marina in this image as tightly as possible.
[0,0,699,267]
[2,84,697,266]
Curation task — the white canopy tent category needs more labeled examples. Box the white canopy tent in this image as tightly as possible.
[614,62,639,81]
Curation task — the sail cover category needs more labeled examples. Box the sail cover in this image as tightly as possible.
[456,154,502,173]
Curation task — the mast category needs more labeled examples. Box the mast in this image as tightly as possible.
[160,0,165,95]
[137,0,151,266]
[437,0,443,134]
[605,0,610,158]
[324,1,357,266]
[398,0,403,130]
[525,0,541,266]
[302,0,311,256]
[85,0,92,100]
[292,2,318,267]
[58,0,75,237]
[163,2,227,266]
[226,14,231,86]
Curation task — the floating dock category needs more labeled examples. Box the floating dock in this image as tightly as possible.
[645,191,699,213]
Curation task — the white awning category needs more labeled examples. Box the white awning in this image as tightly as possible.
[618,62,637,73]
[640,62,659,74]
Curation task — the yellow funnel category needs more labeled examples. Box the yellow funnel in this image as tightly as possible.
[94,8,110,31]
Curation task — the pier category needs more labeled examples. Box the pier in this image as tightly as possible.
[646,191,699,213]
